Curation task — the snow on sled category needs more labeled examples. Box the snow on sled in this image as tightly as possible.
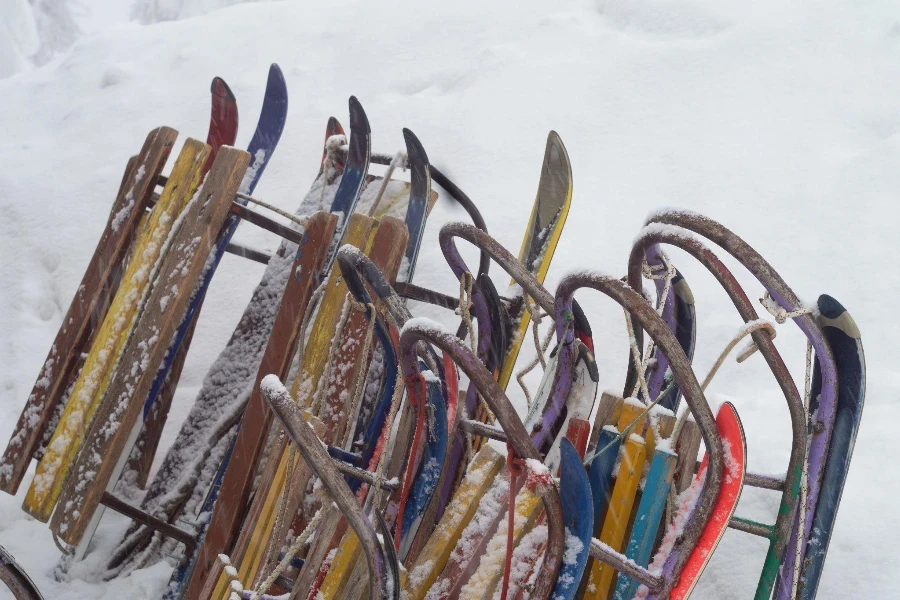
[0,69,865,600]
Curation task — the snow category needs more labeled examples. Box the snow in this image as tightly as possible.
[0,0,897,598]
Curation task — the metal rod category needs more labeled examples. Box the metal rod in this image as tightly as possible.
[459,418,507,442]
[745,472,786,491]
[100,491,196,556]
[729,516,777,539]
[588,538,663,589]
[225,242,271,265]
[228,203,305,246]
[332,458,399,492]
[394,281,460,310]
[154,175,306,246]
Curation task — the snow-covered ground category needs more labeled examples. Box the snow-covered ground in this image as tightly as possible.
[1,0,897,597]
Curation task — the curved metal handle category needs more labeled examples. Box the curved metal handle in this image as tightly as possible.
[439,221,555,314]
[554,272,723,597]
[645,209,837,599]
[261,376,390,599]
[398,323,565,600]
[630,223,805,556]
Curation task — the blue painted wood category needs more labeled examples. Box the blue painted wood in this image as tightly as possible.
[588,427,620,527]
[347,320,398,494]
[143,63,288,420]
[552,438,594,600]
[399,378,449,561]
[328,96,371,220]
[400,128,430,283]
[798,295,865,600]
[612,448,676,600]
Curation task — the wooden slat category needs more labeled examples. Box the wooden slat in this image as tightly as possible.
[583,436,647,600]
[402,445,504,600]
[24,137,207,521]
[181,211,338,600]
[612,449,676,600]
[50,147,249,544]
[0,130,176,495]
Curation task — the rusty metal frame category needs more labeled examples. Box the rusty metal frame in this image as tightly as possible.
[263,379,390,599]
[630,224,805,565]
[554,272,724,597]
[645,210,838,599]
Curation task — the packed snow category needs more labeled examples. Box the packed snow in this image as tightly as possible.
[1,0,898,598]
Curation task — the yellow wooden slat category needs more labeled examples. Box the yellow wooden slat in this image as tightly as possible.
[460,485,542,600]
[24,138,210,521]
[583,436,647,600]
[402,445,504,600]
[318,530,361,599]
[290,213,376,404]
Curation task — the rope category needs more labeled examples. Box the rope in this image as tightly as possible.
[367,152,407,217]
[624,310,653,405]
[236,192,309,229]
[217,553,245,600]
[625,254,678,400]
[252,503,325,599]
[760,291,815,324]
[514,295,555,416]
[669,320,777,445]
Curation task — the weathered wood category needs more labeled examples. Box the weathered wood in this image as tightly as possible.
[588,393,624,453]
[673,421,702,495]
[99,492,196,556]
[0,129,176,496]
[24,137,208,522]
[274,217,408,599]
[181,211,338,600]
[50,147,250,545]
[401,445,505,600]
[583,436,647,600]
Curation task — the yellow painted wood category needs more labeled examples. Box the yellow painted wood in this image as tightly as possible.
[460,485,542,600]
[583,436,647,600]
[210,451,290,600]
[291,213,375,405]
[24,138,210,521]
[497,133,572,390]
[403,445,504,600]
[318,530,361,599]
[645,412,676,458]
[617,399,648,434]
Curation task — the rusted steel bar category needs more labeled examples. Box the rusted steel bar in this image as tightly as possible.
[588,537,663,590]
[398,323,564,600]
[729,516,777,539]
[630,224,803,560]
[394,281,460,310]
[224,242,271,265]
[459,418,507,442]
[228,202,304,246]
[644,209,837,599]
[262,378,389,599]
[554,272,723,597]
[100,492,196,556]
[745,473,786,492]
